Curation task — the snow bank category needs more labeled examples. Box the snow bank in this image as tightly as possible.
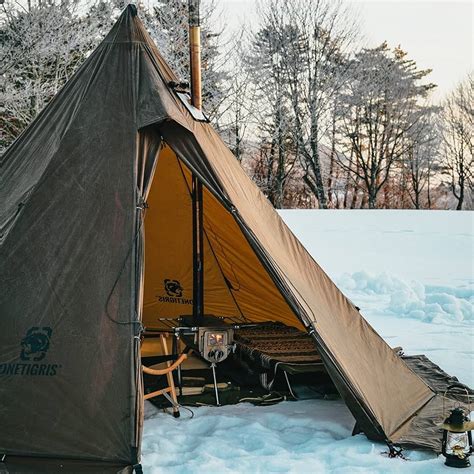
[337,271,473,324]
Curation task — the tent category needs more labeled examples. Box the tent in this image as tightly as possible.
[0,5,464,472]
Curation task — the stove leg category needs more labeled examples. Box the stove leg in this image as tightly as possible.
[211,363,220,406]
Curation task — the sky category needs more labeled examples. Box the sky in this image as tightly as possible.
[218,0,473,100]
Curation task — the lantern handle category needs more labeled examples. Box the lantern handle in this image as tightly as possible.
[443,383,471,419]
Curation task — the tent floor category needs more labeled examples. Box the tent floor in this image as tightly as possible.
[144,352,473,413]
[143,352,339,410]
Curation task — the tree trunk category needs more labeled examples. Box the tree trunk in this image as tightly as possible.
[456,163,465,210]
[274,102,285,209]
[327,110,337,208]
[456,186,464,210]
[427,167,432,209]
[368,187,377,209]
[309,126,327,209]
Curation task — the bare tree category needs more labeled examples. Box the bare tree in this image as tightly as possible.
[216,32,258,163]
[404,112,440,209]
[279,0,356,208]
[245,0,357,208]
[245,17,299,208]
[440,73,473,210]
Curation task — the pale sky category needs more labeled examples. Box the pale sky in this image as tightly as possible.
[218,0,473,100]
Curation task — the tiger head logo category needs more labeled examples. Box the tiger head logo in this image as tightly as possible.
[20,327,52,362]
[164,279,183,298]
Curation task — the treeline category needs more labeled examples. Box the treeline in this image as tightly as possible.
[1,0,472,209]
[217,0,473,210]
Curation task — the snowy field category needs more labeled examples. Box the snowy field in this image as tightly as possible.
[142,210,473,473]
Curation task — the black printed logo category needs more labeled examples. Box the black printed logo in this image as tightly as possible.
[0,326,61,377]
[20,327,52,362]
[164,279,183,297]
[157,279,192,305]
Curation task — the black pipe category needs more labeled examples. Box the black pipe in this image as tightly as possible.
[192,174,204,325]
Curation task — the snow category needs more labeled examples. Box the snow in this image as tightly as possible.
[281,210,473,388]
[337,270,473,324]
[142,210,473,473]
[280,210,472,286]
[142,399,450,473]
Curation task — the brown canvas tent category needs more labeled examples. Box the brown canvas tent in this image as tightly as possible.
[0,5,464,472]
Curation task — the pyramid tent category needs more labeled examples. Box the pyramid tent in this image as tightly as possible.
[0,5,448,472]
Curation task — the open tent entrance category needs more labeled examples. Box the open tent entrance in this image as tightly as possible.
[140,138,331,402]
[142,142,304,329]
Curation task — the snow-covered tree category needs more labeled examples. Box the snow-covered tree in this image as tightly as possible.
[282,0,355,209]
[142,0,228,121]
[403,112,441,209]
[0,0,122,152]
[1,0,227,153]
[245,19,300,208]
[217,56,255,162]
[440,73,473,210]
[337,43,437,209]
[244,0,357,209]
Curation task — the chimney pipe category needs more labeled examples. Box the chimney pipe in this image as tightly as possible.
[188,0,202,110]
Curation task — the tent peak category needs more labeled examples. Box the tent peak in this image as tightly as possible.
[126,4,138,17]
[102,4,146,45]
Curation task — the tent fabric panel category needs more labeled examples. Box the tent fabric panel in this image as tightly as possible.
[135,45,189,131]
[201,183,304,328]
[389,393,470,452]
[0,44,112,244]
[0,41,141,463]
[133,129,164,463]
[142,146,241,327]
[142,143,299,328]
[180,155,297,324]
[160,120,434,440]
[142,144,194,320]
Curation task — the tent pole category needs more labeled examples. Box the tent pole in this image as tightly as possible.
[189,0,204,326]
[192,175,204,325]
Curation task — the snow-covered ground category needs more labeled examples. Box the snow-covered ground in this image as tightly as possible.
[282,210,473,388]
[142,210,473,473]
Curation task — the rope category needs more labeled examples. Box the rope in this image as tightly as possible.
[104,200,146,327]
